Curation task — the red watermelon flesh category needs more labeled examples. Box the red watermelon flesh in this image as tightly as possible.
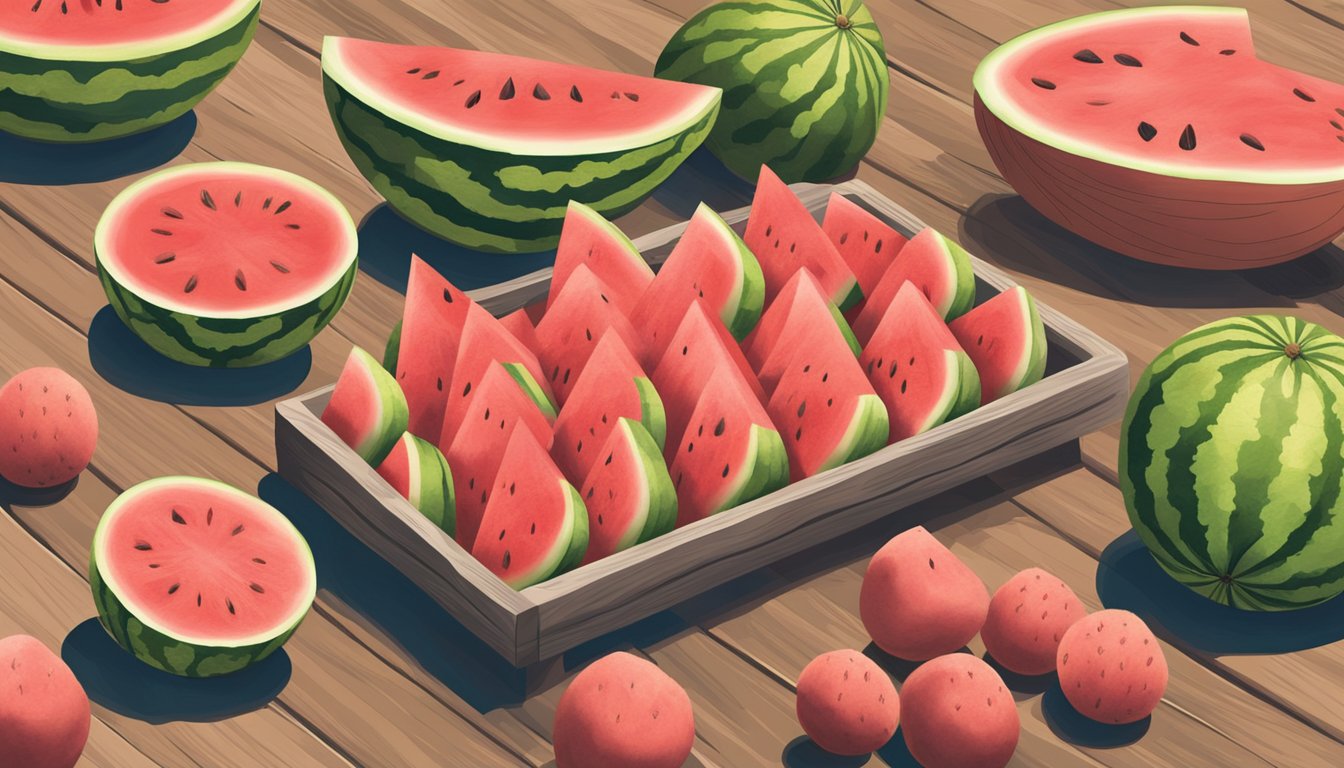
[500,309,541,356]
[852,228,975,345]
[0,635,90,768]
[743,269,859,394]
[471,426,587,589]
[743,166,860,311]
[395,256,471,444]
[536,265,642,405]
[580,418,677,565]
[549,201,652,317]
[2,0,253,48]
[822,192,907,297]
[949,286,1048,405]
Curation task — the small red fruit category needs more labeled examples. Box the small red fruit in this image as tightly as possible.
[0,634,90,768]
[900,654,1020,768]
[982,568,1087,676]
[796,649,900,755]
[554,651,695,768]
[0,368,98,488]
[1056,609,1168,724]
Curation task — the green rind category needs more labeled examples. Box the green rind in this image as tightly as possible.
[634,375,669,452]
[699,204,766,339]
[950,349,983,421]
[503,362,559,420]
[938,235,978,321]
[1020,291,1048,390]
[624,420,679,543]
[823,393,890,472]
[410,435,456,535]
[720,424,790,513]
[383,320,403,373]
[828,301,862,357]
[349,347,410,465]
[556,482,591,576]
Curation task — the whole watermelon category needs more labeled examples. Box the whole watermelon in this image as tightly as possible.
[1121,315,1344,611]
[655,0,889,183]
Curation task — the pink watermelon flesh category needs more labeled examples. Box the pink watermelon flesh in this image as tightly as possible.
[0,635,90,768]
[2,0,249,47]
[395,257,471,444]
[822,192,907,297]
[743,166,860,311]
[321,347,403,465]
[743,269,858,395]
[0,367,98,489]
[949,286,1043,405]
[579,419,668,565]
[536,265,641,405]
[549,202,652,316]
[375,434,415,500]
[499,309,541,356]
[853,228,964,344]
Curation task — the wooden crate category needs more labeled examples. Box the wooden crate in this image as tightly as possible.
[275,180,1128,681]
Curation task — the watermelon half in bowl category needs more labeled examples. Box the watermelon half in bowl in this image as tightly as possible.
[95,162,359,367]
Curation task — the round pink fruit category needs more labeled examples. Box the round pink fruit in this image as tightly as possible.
[1057,609,1168,725]
[982,568,1087,676]
[0,634,90,768]
[554,651,695,768]
[860,526,989,661]
[900,654,1020,768]
[796,649,900,756]
[0,368,98,488]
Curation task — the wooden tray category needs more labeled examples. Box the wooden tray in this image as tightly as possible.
[275,180,1128,682]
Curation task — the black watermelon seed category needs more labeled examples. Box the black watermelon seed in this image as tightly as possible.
[1072,49,1102,64]
[422,70,440,80]
[1179,31,1199,46]
[713,417,726,436]
[1294,88,1315,102]
[1179,124,1197,151]
[466,90,482,108]
[533,83,550,100]
[500,78,516,100]
[1219,49,1236,55]
[1030,77,1056,90]
[570,85,583,102]
[1138,122,1157,142]
[1240,134,1265,151]
[1114,53,1142,67]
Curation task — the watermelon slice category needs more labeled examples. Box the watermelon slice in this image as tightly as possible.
[393,257,472,443]
[552,332,666,485]
[949,286,1048,405]
[376,432,455,536]
[536,265,642,405]
[822,192,908,297]
[471,427,588,589]
[743,166,861,311]
[852,228,976,344]
[89,476,317,677]
[548,202,654,316]
[862,283,981,443]
[580,418,677,565]
[633,202,765,364]
[321,346,409,466]
[743,270,860,395]
[670,368,788,527]
[499,309,541,356]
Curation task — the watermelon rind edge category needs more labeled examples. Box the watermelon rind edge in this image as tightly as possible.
[623,418,679,545]
[717,424,790,515]
[634,375,669,452]
[822,393,890,473]
[696,202,766,340]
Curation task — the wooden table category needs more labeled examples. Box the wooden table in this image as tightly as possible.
[2,0,1342,766]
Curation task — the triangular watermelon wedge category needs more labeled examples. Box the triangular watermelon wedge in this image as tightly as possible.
[949,286,1047,405]
[536,265,642,405]
[471,426,588,589]
[822,192,908,297]
[394,256,471,444]
[743,166,861,312]
[862,282,981,443]
[376,432,455,535]
[579,417,677,565]
[548,202,653,316]
[743,270,860,395]
[852,228,976,344]
[322,346,409,466]
[499,309,541,357]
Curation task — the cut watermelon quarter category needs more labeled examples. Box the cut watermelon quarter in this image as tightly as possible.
[393,256,472,443]
[376,432,455,536]
[579,418,677,565]
[743,166,861,312]
[549,202,654,316]
[852,227,976,344]
[89,477,317,677]
[0,0,259,142]
[322,38,721,253]
[949,286,1047,405]
[822,192,908,297]
[95,163,358,368]
[536,265,642,405]
[743,269,860,396]
[862,282,981,443]
[471,427,588,589]
[322,346,409,466]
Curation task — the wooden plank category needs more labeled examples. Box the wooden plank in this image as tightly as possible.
[77,719,159,768]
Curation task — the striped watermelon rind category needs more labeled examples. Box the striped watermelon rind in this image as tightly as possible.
[718,424,790,514]
[1121,314,1344,611]
[655,0,890,183]
[378,432,456,535]
[0,1,259,143]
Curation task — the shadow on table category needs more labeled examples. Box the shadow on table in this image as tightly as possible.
[62,618,290,724]
[984,652,1055,698]
[88,306,312,406]
[0,475,79,508]
[0,112,196,185]
[1096,531,1344,654]
[1042,680,1151,748]
[781,736,875,768]
[648,147,756,220]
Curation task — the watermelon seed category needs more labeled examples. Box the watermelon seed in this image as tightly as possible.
[462,381,472,396]
[167,584,180,595]
[509,482,516,496]
[839,232,847,244]
[148,564,160,569]
[585,328,592,341]
[624,92,640,102]
[1220,49,1236,55]
[601,414,608,423]
[714,417,726,436]
[687,442,694,453]
[207,507,213,525]
[422,71,440,80]
[60,1,66,14]
[250,583,265,594]
[1294,88,1315,102]
[466,90,482,108]
[151,228,173,236]
[406,68,421,75]
[1073,49,1102,64]
[570,85,583,102]
[530,522,536,534]
[1113,53,1142,67]
[611,91,620,99]
[231,524,244,536]
[285,223,301,230]
[1030,77,1056,90]
[1337,108,1344,117]
[253,558,266,565]
[888,361,898,378]
[698,424,704,436]
[577,440,583,453]
[226,598,236,615]
[797,401,806,417]
[262,197,272,210]
[234,191,242,207]
[235,271,248,291]
[155,253,176,265]
[484,407,491,420]
[196,594,202,607]
[133,541,152,551]
[606,452,614,465]
[1239,134,1265,151]
[1333,121,1343,131]
[1087,100,1111,107]
[30,0,40,12]
[1138,122,1157,142]
[1179,31,1199,46]
[161,207,184,219]
[171,510,186,525]
[827,398,833,406]
[453,79,465,86]
[822,371,829,382]
[1179,124,1197,150]
[563,369,571,385]
[200,189,216,210]
[681,345,688,356]
[275,200,292,215]
[765,225,772,237]
[271,260,290,274]
[500,78,516,100]
[795,427,802,441]
[533,83,550,100]
[722,463,730,477]
[587,487,595,500]
[502,550,511,570]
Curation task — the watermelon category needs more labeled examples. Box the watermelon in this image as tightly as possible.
[1121,315,1344,610]
[376,432,455,536]
[744,166,861,311]
[471,427,588,589]
[500,308,541,356]
[949,286,1047,405]
[553,652,696,768]
[382,320,402,374]
[670,368,788,527]
[852,228,976,344]
[655,0,889,183]
[552,332,666,485]
[393,257,472,443]
[321,346,409,466]
[579,418,677,565]
[974,6,1344,269]
[0,367,98,489]
[536,265,642,405]
[821,192,908,297]
[95,163,358,367]
[321,38,722,253]
[0,634,90,768]
[549,203,653,316]
[0,0,259,143]
[89,477,317,677]
[744,269,860,395]
[633,202,765,362]
[862,283,980,443]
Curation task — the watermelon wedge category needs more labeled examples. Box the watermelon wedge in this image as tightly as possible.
[376,432,455,535]
[536,265,642,405]
[580,418,677,565]
[743,270,860,395]
[852,228,976,344]
[743,166,861,311]
[499,309,541,356]
[471,427,588,589]
[822,193,908,297]
[549,202,654,316]
[393,257,472,443]
[552,332,666,485]
[949,286,1047,405]
[862,283,981,443]
[321,346,409,466]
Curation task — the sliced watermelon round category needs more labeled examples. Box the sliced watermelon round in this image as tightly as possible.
[549,203,653,317]
[822,193,908,298]
[89,476,316,677]
[95,163,358,367]
[537,265,642,405]
[949,286,1047,405]
[321,38,721,253]
[852,228,975,344]
[0,0,259,143]
[580,418,677,565]
[394,256,471,444]
[321,346,409,466]
[745,270,860,396]
[376,432,455,536]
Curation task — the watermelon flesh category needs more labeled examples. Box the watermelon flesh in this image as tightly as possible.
[321,346,409,466]
[536,265,642,404]
[580,418,677,565]
[822,192,907,297]
[852,228,975,344]
[394,257,471,443]
[499,309,541,356]
[949,286,1048,405]
[1,0,254,49]
[743,269,859,394]
[548,202,653,316]
[376,432,456,536]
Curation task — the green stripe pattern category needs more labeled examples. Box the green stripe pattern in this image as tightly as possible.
[655,0,889,183]
[1121,315,1344,611]
[0,5,259,143]
[399,433,457,536]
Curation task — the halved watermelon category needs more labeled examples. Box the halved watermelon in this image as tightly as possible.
[852,228,976,344]
[549,203,654,316]
[822,193,908,297]
[376,432,455,535]
[862,283,981,442]
[322,39,721,253]
[393,257,472,443]
[949,286,1048,405]
[580,418,677,565]
[499,309,541,356]
[743,270,860,395]
[471,427,588,589]
[743,166,861,311]
[536,265,642,404]
[321,346,408,466]
[670,368,788,527]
